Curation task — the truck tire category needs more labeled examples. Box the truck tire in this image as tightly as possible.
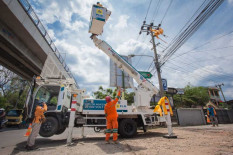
[39,116,58,137]
[119,119,137,138]
[56,125,66,134]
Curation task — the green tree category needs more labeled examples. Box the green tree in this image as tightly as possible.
[173,85,209,108]
[93,86,135,105]
[0,66,29,109]
[124,91,135,105]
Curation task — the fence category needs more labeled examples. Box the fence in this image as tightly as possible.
[173,108,233,126]
[216,109,232,124]
[176,108,206,126]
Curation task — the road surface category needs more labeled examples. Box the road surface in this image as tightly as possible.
[0,124,233,155]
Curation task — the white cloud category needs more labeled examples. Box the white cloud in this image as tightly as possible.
[115,15,130,29]
[116,39,150,55]
[27,0,233,100]
[228,0,233,5]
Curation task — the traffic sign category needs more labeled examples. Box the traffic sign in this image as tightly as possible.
[138,71,153,79]
[166,87,178,95]
[162,78,168,91]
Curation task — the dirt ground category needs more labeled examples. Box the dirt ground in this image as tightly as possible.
[9,124,233,155]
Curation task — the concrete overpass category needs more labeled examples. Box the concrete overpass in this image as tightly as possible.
[0,0,77,85]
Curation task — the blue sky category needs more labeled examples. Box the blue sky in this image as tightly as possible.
[28,0,233,100]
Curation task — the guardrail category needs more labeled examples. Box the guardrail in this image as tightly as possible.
[18,0,79,88]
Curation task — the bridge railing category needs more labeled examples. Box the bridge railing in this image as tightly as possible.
[18,0,78,87]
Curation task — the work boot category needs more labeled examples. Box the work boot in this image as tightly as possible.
[105,140,110,144]
[113,140,119,144]
[26,145,38,151]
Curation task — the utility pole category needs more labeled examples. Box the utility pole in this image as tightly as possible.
[215,83,226,103]
[139,22,164,97]
[139,22,177,139]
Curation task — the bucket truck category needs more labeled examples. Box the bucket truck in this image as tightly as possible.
[24,4,166,140]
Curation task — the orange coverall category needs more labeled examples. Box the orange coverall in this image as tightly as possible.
[27,103,47,147]
[104,90,121,141]
[33,103,47,123]
[150,27,164,38]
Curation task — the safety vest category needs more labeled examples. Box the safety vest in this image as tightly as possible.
[153,96,173,116]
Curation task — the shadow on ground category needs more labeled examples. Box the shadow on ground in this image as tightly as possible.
[10,138,67,155]
[10,131,166,154]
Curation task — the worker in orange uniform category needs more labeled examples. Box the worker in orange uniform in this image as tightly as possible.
[26,101,47,150]
[150,27,164,39]
[104,87,121,144]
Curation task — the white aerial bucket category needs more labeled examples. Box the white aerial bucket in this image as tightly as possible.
[89,4,111,35]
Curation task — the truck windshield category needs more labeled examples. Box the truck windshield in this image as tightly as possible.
[35,85,60,106]
[7,110,22,116]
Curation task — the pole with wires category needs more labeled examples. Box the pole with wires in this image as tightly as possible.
[139,22,164,97]
[151,29,165,97]
[139,22,177,139]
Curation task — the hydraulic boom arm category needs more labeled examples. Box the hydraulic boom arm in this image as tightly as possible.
[92,35,158,94]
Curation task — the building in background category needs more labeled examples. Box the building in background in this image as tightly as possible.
[207,87,223,109]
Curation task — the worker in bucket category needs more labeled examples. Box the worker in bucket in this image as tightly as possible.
[26,99,47,150]
[104,87,121,144]
[97,2,103,7]
[207,105,218,127]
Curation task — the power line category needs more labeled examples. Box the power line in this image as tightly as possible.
[180,53,233,67]
[147,60,154,71]
[172,45,233,59]
[144,0,153,21]
[160,0,173,25]
[170,30,233,60]
[165,58,233,80]
[162,66,212,83]
[160,0,224,66]
[152,0,162,22]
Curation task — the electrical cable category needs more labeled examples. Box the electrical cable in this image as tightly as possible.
[170,30,233,60]
[160,0,173,25]
[160,0,224,66]
[147,60,154,71]
[144,0,153,21]
[152,0,162,22]
[173,45,233,59]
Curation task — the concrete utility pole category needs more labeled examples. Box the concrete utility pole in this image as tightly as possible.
[215,83,226,102]
[139,22,164,97]
[139,22,176,139]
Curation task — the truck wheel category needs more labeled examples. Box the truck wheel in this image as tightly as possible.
[119,119,137,138]
[39,116,58,137]
[94,127,101,132]
[56,125,66,134]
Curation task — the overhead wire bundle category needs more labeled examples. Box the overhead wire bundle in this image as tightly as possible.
[160,0,224,67]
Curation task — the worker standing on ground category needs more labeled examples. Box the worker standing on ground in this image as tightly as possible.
[207,105,218,127]
[104,87,121,144]
[26,101,47,150]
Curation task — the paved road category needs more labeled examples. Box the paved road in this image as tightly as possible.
[0,126,102,154]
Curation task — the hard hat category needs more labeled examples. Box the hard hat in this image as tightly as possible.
[105,96,111,103]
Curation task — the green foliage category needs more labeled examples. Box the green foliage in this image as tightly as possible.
[50,96,58,105]
[173,85,209,108]
[124,91,135,105]
[0,66,29,110]
[218,102,229,109]
[93,86,135,105]
[0,96,9,109]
